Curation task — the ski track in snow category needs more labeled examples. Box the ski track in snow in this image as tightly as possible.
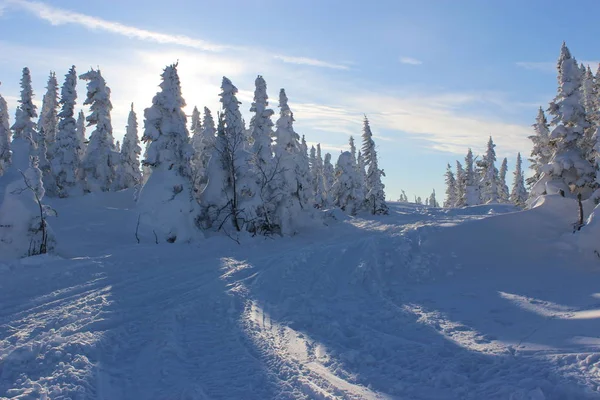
[1,195,600,399]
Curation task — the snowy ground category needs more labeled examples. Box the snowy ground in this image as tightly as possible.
[1,193,600,399]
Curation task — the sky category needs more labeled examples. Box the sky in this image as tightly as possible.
[0,0,599,201]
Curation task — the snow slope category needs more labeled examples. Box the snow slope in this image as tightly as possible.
[1,195,600,399]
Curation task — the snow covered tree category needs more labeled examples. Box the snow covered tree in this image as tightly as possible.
[532,43,594,198]
[52,66,81,198]
[314,144,327,208]
[498,157,510,203]
[361,116,388,214]
[332,151,364,215]
[11,67,37,173]
[37,72,59,183]
[269,89,312,235]
[191,106,201,135]
[511,152,527,207]
[428,189,438,208]
[0,89,10,176]
[0,156,56,260]
[309,145,317,192]
[580,65,597,162]
[79,69,118,192]
[455,160,466,207]
[138,63,200,243]
[200,77,258,233]
[248,75,280,233]
[114,104,142,190]
[356,150,367,184]
[464,148,479,205]
[76,110,87,163]
[444,163,456,208]
[349,136,357,166]
[480,137,499,204]
[323,152,335,206]
[527,107,552,188]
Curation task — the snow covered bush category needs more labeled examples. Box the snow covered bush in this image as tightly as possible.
[0,157,56,260]
[137,63,201,243]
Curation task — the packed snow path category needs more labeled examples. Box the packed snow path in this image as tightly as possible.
[1,193,600,399]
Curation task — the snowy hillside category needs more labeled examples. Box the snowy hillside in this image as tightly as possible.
[1,193,600,399]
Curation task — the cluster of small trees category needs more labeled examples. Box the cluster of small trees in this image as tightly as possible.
[528,43,600,203]
[0,64,388,249]
[443,137,527,208]
[397,189,439,207]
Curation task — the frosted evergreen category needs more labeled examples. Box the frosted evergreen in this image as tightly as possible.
[527,107,551,189]
[36,72,59,187]
[480,137,499,204]
[464,148,479,206]
[137,63,200,243]
[76,110,87,163]
[0,90,10,176]
[52,66,80,198]
[533,43,594,198]
[361,116,388,214]
[11,67,37,172]
[444,163,457,208]
[80,69,118,192]
[498,157,510,203]
[511,153,528,207]
[455,161,466,207]
[323,152,335,207]
[114,104,142,190]
[332,151,364,215]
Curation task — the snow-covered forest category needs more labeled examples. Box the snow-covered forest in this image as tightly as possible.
[2,42,600,400]
[0,65,388,256]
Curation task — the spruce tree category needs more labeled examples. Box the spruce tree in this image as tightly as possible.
[0,88,10,176]
[444,163,457,208]
[332,151,363,215]
[428,189,438,208]
[79,69,117,192]
[480,137,499,204]
[323,152,335,207]
[114,104,142,190]
[349,136,357,166]
[138,63,200,243]
[52,66,80,198]
[361,116,388,214]
[511,153,528,207]
[498,157,510,203]
[455,160,466,207]
[357,150,367,185]
[269,89,311,234]
[533,43,594,198]
[201,77,257,233]
[37,72,59,184]
[76,110,87,164]
[11,67,37,172]
[249,75,278,232]
[464,148,479,205]
[527,107,551,188]
[314,144,328,208]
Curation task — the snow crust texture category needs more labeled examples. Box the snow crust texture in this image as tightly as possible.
[1,194,600,399]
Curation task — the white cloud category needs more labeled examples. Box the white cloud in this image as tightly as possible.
[399,57,423,65]
[6,0,227,51]
[273,55,349,70]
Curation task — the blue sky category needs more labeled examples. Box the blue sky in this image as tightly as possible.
[0,0,597,201]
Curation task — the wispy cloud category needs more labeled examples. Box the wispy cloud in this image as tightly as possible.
[399,57,423,65]
[515,61,554,73]
[6,0,228,51]
[273,55,349,70]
